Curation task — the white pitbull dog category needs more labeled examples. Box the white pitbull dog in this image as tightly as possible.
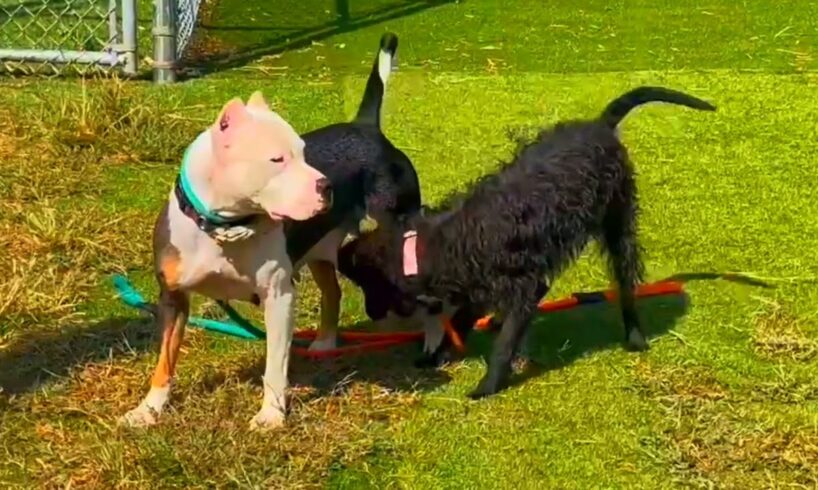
[121,92,332,430]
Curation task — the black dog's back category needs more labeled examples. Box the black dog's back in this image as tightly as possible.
[286,33,420,264]
[433,86,716,288]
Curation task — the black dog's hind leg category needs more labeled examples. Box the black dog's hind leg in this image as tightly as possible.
[468,283,544,399]
[602,190,649,351]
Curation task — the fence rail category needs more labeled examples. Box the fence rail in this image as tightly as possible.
[0,0,137,75]
[0,0,204,80]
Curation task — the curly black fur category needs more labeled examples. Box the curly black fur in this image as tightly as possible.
[285,33,420,264]
[338,86,715,398]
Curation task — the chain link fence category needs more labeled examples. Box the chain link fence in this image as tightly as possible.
[0,0,136,75]
[0,0,205,80]
[176,0,200,59]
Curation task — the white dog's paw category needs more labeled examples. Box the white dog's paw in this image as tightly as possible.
[119,404,159,428]
[308,335,337,351]
[249,406,285,430]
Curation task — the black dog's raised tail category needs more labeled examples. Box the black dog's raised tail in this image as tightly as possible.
[600,86,716,128]
[354,33,399,127]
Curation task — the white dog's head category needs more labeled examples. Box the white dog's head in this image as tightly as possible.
[207,92,331,221]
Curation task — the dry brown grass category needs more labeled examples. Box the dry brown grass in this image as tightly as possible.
[0,85,155,346]
[18,78,198,164]
[0,81,437,487]
[635,361,818,488]
[2,337,434,488]
[0,200,152,333]
[751,375,818,405]
[752,304,817,362]
[634,362,728,403]
[669,417,818,488]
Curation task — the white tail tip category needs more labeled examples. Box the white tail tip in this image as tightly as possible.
[378,49,393,86]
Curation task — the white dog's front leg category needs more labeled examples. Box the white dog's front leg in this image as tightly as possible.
[250,274,295,430]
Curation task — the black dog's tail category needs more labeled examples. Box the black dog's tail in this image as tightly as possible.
[354,33,399,127]
[600,86,716,128]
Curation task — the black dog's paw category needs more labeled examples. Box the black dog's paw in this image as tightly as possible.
[625,330,650,352]
[467,376,505,400]
[467,384,496,400]
[414,353,439,369]
[414,348,453,369]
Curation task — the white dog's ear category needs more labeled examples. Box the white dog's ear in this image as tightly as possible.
[212,98,250,163]
[247,91,270,111]
[214,97,247,132]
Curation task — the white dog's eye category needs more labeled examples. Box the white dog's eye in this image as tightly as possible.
[270,156,284,163]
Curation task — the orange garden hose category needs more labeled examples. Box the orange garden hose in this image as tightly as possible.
[297,280,684,359]
[114,275,684,360]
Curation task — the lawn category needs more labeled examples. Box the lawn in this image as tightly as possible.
[2,0,818,488]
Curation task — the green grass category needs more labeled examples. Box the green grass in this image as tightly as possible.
[197,0,817,75]
[2,1,818,488]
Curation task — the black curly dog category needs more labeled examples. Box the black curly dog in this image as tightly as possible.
[338,86,715,398]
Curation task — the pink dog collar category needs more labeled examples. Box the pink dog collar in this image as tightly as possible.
[402,230,419,276]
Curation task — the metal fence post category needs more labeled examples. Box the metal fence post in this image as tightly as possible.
[121,0,138,76]
[109,0,120,47]
[154,0,177,83]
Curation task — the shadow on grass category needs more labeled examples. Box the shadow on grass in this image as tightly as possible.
[479,292,690,390]
[0,312,451,401]
[663,271,773,289]
[210,291,691,398]
[0,271,769,399]
[482,271,772,390]
[228,343,453,399]
[184,0,456,76]
[0,316,155,396]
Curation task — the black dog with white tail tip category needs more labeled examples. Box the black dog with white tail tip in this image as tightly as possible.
[284,33,422,351]
[338,86,715,398]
